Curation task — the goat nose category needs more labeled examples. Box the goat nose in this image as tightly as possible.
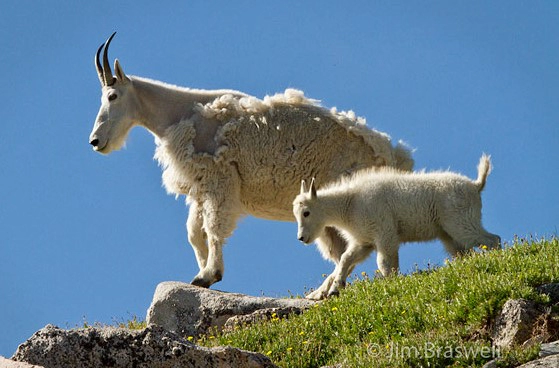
[89,138,99,147]
[298,236,305,242]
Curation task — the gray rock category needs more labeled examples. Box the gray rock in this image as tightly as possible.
[223,306,305,332]
[146,281,315,337]
[492,299,542,348]
[12,324,277,368]
[481,359,498,368]
[515,354,559,368]
[539,340,559,358]
[0,356,44,368]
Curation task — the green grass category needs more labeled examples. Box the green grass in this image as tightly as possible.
[198,237,559,367]
[80,315,147,330]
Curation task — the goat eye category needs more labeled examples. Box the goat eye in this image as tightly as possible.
[108,93,118,101]
[303,211,310,218]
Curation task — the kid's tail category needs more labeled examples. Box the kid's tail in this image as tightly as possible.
[475,154,492,192]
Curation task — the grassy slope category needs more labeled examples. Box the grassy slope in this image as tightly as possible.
[201,238,559,367]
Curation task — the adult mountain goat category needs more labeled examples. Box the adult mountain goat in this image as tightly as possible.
[293,154,500,300]
[89,33,414,288]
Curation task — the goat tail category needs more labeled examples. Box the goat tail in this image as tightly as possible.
[475,153,492,192]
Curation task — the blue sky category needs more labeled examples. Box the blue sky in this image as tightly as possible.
[1,1,557,357]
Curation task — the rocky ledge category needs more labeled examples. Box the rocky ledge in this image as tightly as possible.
[7,281,559,368]
[9,282,313,368]
[11,324,276,368]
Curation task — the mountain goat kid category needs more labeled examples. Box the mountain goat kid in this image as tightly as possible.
[293,154,500,300]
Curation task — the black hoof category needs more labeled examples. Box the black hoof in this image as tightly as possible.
[327,289,340,298]
[190,270,223,288]
[214,270,223,283]
[191,277,212,288]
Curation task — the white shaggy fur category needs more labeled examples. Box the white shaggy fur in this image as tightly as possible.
[89,36,414,288]
[293,155,500,300]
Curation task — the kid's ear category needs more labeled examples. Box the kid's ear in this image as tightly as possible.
[300,179,308,194]
[309,177,317,199]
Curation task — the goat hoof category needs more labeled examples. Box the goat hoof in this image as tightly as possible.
[191,276,212,288]
[305,290,325,300]
[327,289,340,298]
[191,270,223,288]
[213,270,223,283]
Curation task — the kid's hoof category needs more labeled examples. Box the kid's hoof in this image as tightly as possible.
[306,292,325,301]
[327,289,340,298]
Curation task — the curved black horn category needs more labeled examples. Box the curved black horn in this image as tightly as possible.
[95,43,105,85]
[95,32,117,86]
[102,32,117,86]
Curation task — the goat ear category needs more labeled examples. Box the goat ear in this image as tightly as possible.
[114,59,130,83]
[309,177,317,199]
[300,179,308,194]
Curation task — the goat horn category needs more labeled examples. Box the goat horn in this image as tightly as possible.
[309,177,317,199]
[103,32,117,86]
[300,179,308,194]
[95,43,105,86]
[96,32,117,86]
